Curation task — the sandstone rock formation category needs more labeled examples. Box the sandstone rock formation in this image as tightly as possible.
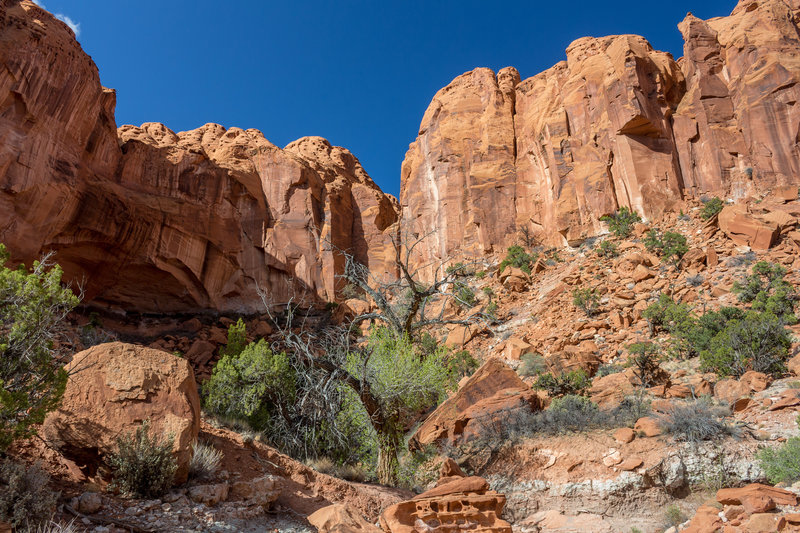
[42,342,201,483]
[380,473,512,533]
[401,0,800,264]
[0,1,398,314]
[410,358,542,449]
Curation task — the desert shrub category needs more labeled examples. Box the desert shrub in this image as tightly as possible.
[482,286,494,297]
[519,352,547,377]
[572,288,600,316]
[204,339,296,433]
[531,395,601,433]
[758,437,800,484]
[306,457,368,482]
[725,251,757,267]
[700,197,724,220]
[0,459,58,528]
[108,420,177,498]
[643,294,694,335]
[644,228,688,264]
[626,342,661,387]
[686,274,704,287]
[397,445,438,491]
[664,504,686,528]
[0,244,80,450]
[700,311,791,377]
[658,400,735,442]
[445,262,472,277]
[597,240,619,258]
[533,369,590,397]
[454,282,476,308]
[475,270,486,279]
[499,245,538,274]
[601,207,641,238]
[484,300,499,322]
[188,441,223,481]
[446,349,479,379]
[609,393,652,427]
[596,363,623,377]
[733,261,797,323]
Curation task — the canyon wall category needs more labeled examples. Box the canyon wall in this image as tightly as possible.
[401,0,800,262]
[0,0,398,314]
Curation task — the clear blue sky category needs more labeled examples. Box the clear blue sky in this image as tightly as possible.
[39,1,734,196]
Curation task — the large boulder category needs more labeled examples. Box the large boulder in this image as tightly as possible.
[42,342,201,483]
[409,358,539,449]
[718,205,779,249]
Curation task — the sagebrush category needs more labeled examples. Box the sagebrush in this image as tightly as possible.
[108,420,177,498]
[0,459,58,528]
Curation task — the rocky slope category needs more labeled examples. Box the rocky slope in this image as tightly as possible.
[401,0,800,265]
[0,0,398,314]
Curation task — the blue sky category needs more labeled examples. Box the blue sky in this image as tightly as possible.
[40,1,734,196]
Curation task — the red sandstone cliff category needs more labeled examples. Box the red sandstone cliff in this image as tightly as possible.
[0,1,398,313]
[401,0,800,261]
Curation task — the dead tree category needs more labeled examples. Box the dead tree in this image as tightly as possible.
[261,231,490,485]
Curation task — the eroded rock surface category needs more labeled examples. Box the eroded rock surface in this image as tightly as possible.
[0,1,398,314]
[41,342,201,483]
[401,0,800,264]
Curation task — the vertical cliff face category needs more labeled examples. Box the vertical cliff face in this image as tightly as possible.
[0,0,398,314]
[400,0,800,262]
[674,0,800,196]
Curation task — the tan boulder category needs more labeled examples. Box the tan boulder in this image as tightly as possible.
[42,343,201,483]
[682,504,724,533]
[718,205,779,250]
[502,336,532,360]
[634,417,662,437]
[308,504,383,533]
[410,359,536,449]
[614,427,636,444]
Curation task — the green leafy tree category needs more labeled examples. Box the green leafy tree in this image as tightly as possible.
[204,339,296,433]
[219,318,247,358]
[342,327,454,484]
[266,232,487,485]
[601,207,641,238]
[0,245,80,450]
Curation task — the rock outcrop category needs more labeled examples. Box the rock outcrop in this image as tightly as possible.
[401,0,800,263]
[380,473,512,533]
[410,358,543,449]
[0,1,398,314]
[41,342,201,483]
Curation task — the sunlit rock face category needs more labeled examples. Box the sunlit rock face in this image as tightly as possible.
[0,1,398,313]
[401,0,800,263]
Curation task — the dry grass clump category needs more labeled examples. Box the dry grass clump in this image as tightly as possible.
[189,441,223,481]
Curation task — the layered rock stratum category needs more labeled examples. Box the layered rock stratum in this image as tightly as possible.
[401,0,800,264]
[0,0,398,314]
